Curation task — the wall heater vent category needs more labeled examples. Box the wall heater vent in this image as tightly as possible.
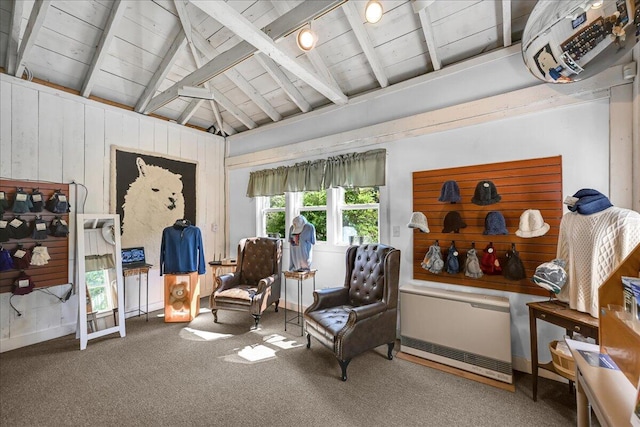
[400,284,513,384]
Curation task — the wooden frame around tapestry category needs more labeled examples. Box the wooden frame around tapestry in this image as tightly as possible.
[110,146,197,270]
[412,156,562,296]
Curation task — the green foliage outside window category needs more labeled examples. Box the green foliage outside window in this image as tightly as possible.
[266,211,286,238]
[303,191,327,241]
[85,270,110,312]
[342,187,379,243]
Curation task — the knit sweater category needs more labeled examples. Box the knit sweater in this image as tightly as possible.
[160,224,206,275]
[556,207,640,317]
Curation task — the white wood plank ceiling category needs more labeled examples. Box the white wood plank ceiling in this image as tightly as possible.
[0,0,536,135]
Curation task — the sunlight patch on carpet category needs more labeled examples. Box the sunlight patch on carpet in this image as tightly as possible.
[264,334,303,349]
[180,327,233,341]
[237,344,277,362]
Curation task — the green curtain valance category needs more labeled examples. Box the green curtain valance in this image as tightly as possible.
[246,149,386,197]
[84,254,115,272]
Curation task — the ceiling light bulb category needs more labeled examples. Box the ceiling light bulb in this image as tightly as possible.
[297,28,317,51]
[590,1,603,9]
[365,0,383,24]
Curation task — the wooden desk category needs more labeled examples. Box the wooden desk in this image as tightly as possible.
[528,300,599,401]
[566,338,636,427]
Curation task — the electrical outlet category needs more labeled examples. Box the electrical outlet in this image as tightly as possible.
[393,226,400,237]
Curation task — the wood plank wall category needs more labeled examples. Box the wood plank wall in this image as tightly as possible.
[0,180,70,292]
[412,156,563,296]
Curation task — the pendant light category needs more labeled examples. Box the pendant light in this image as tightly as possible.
[365,0,383,24]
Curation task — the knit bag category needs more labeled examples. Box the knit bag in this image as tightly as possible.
[480,242,502,275]
[11,188,33,214]
[12,271,35,295]
[0,248,14,271]
[421,243,444,274]
[464,248,483,278]
[30,189,44,212]
[0,191,8,215]
[11,247,32,270]
[503,244,526,280]
[31,217,48,240]
[445,242,460,274]
[46,190,71,214]
[49,217,69,237]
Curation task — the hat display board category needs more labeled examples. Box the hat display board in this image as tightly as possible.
[411,156,562,296]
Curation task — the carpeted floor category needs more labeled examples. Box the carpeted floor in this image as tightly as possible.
[0,302,589,426]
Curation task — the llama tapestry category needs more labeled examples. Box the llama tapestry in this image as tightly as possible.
[111,147,197,268]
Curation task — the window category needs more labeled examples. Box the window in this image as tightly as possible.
[300,190,327,241]
[257,187,379,245]
[85,269,116,313]
[264,195,286,238]
[339,187,379,244]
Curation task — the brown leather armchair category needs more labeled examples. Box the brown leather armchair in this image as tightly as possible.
[210,237,282,329]
[304,243,400,381]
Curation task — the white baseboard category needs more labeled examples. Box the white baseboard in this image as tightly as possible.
[0,323,77,353]
[512,355,568,383]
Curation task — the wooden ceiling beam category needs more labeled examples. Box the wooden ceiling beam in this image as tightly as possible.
[80,0,126,98]
[144,0,344,114]
[135,30,187,113]
[412,0,441,71]
[189,0,347,106]
[341,1,388,88]
[255,53,311,113]
[15,0,51,78]
[270,0,343,101]
[174,0,227,132]
[502,0,512,47]
[5,0,25,76]
[192,31,282,122]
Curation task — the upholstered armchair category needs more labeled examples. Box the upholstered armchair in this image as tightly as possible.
[304,243,400,381]
[210,237,282,329]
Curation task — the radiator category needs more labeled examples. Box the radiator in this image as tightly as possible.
[399,284,513,384]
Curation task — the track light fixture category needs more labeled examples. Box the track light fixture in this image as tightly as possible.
[365,0,383,24]
[297,26,317,51]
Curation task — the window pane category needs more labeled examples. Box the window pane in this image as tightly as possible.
[266,211,286,238]
[303,190,326,206]
[304,210,327,241]
[343,208,378,243]
[344,187,379,204]
[270,195,285,208]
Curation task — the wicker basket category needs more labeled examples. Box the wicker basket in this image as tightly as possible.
[549,340,576,380]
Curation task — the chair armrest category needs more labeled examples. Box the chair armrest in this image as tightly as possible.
[306,287,349,313]
[256,274,277,294]
[216,273,240,292]
[348,301,387,322]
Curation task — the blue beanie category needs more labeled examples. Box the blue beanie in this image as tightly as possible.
[483,211,508,235]
[438,180,461,203]
[568,189,612,215]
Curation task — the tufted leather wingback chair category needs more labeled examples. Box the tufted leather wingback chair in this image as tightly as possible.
[304,243,400,381]
[210,237,282,329]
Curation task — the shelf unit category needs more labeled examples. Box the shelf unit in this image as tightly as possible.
[598,242,640,387]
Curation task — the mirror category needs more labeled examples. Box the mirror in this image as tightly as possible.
[76,214,126,350]
[522,0,639,83]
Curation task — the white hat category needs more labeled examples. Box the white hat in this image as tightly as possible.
[407,212,429,233]
[291,215,307,234]
[516,209,550,238]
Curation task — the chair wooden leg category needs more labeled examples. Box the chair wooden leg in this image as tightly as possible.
[387,342,395,360]
[212,309,218,323]
[306,333,311,349]
[338,359,351,381]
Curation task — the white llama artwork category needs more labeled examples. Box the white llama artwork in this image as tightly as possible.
[121,157,185,266]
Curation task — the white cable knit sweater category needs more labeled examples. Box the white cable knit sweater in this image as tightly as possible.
[556,207,640,317]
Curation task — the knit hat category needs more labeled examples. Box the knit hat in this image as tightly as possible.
[483,211,508,235]
[471,180,501,205]
[407,212,429,233]
[442,211,467,233]
[516,209,550,238]
[438,180,461,203]
[532,259,567,294]
[567,189,613,215]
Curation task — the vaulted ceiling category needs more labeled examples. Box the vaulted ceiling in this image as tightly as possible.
[0,0,537,136]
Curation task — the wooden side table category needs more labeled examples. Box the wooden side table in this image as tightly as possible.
[527,300,599,401]
[283,269,317,336]
[122,265,151,321]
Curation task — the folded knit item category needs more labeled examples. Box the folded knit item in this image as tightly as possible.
[12,247,32,270]
[568,189,613,215]
[30,246,51,266]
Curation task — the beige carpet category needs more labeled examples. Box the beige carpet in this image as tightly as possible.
[0,303,585,426]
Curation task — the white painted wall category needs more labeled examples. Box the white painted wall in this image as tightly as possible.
[225,49,637,376]
[0,73,225,352]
